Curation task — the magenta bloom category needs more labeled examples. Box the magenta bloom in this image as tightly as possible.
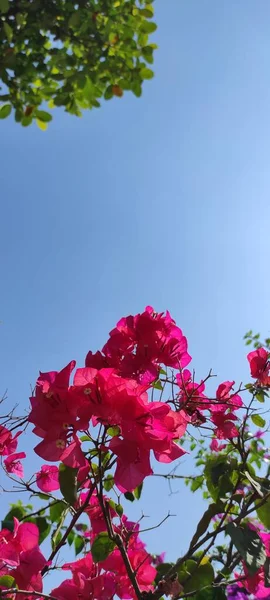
[247,347,270,384]
[36,464,60,492]
[4,452,26,477]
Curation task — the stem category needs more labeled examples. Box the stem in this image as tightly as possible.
[1,591,57,600]
[41,484,95,575]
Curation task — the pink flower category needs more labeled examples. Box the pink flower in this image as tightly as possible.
[110,437,152,492]
[210,438,227,452]
[36,465,60,492]
[0,426,21,456]
[4,452,26,477]
[211,412,239,439]
[247,348,270,384]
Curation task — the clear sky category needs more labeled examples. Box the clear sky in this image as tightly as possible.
[1,0,270,589]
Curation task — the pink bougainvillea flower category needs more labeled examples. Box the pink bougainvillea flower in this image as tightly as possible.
[34,436,67,462]
[60,436,86,469]
[211,381,243,412]
[81,492,116,535]
[110,437,152,492]
[211,412,239,440]
[102,535,156,599]
[52,554,116,600]
[36,464,60,492]
[4,452,26,477]
[86,306,191,384]
[0,426,21,456]
[12,547,47,593]
[247,347,270,384]
[210,438,227,452]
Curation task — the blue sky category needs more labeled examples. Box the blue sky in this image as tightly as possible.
[1,0,270,589]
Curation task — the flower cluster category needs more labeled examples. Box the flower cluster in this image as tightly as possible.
[0,518,47,597]
[0,425,25,477]
[52,505,156,600]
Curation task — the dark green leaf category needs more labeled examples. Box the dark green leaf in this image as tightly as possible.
[264,556,270,587]
[91,532,116,563]
[67,530,75,546]
[35,517,51,544]
[35,110,52,122]
[124,491,135,502]
[104,475,114,492]
[256,498,270,529]
[190,504,224,548]
[204,455,238,502]
[59,463,78,506]
[226,522,266,575]
[75,535,85,556]
[49,501,67,523]
[194,589,226,600]
[0,0,9,13]
[155,562,174,584]
[115,504,123,516]
[183,561,214,593]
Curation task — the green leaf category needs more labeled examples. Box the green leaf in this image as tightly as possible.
[80,435,92,442]
[226,522,266,575]
[0,0,9,13]
[177,559,197,583]
[0,575,15,588]
[49,501,67,523]
[3,22,13,41]
[204,455,238,502]
[264,556,270,588]
[194,589,226,600]
[115,503,123,516]
[0,104,11,119]
[152,379,162,390]
[140,67,154,80]
[21,116,32,127]
[140,20,157,34]
[190,503,224,548]
[35,517,51,544]
[256,391,265,403]
[191,476,204,492]
[75,535,85,556]
[107,426,120,437]
[35,110,52,122]
[91,532,116,563]
[67,530,75,546]
[104,475,114,492]
[155,562,174,584]
[2,506,25,530]
[134,483,143,500]
[183,561,214,593]
[256,498,270,530]
[59,463,78,506]
[251,414,266,428]
[37,493,51,501]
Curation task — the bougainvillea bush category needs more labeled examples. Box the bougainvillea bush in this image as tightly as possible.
[1,306,270,600]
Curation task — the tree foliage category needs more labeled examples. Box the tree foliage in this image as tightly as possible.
[0,0,157,127]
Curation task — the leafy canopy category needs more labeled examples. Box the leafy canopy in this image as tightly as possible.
[0,0,157,127]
